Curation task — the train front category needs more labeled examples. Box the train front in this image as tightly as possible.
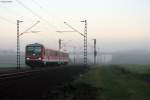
[25,43,44,67]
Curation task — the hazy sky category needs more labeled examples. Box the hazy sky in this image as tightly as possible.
[0,0,150,52]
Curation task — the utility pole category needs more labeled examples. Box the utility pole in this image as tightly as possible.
[103,55,106,64]
[56,20,88,66]
[16,20,40,69]
[93,39,97,65]
[73,46,76,64]
[17,20,23,69]
[97,47,100,64]
[59,39,62,50]
[58,39,62,65]
[81,20,87,66]
[58,20,87,66]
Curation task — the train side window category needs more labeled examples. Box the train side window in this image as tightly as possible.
[48,50,50,55]
[49,50,51,56]
[55,51,57,56]
[52,50,55,56]
[50,50,54,56]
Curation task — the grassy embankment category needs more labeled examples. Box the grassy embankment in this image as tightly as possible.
[53,65,150,100]
[76,65,150,100]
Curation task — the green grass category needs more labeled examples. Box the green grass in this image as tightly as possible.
[120,64,150,74]
[75,65,150,100]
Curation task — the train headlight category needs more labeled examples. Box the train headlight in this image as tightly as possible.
[38,57,41,60]
[26,58,30,60]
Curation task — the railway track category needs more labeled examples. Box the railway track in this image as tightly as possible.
[0,65,89,98]
[0,65,67,80]
[0,69,39,80]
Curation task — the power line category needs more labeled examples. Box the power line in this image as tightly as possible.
[64,22,84,36]
[57,20,88,66]
[15,0,59,30]
[17,20,40,69]
[0,5,18,16]
[0,16,15,24]
[31,0,90,43]
[32,0,42,9]
[16,0,62,41]
[93,39,97,65]
[19,21,40,36]
[30,0,61,39]
[0,3,16,24]
[16,0,42,20]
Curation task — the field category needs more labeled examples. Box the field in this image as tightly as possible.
[0,55,150,100]
[53,65,150,100]
[0,55,26,68]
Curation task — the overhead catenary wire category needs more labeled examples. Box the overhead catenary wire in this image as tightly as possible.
[15,0,59,31]
[31,0,93,44]
[19,20,40,36]
[31,0,81,40]
[0,16,16,24]
[30,0,61,39]
[31,0,42,9]
[0,2,26,25]
[0,2,16,24]
[16,0,42,19]
[15,0,63,42]
[0,5,19,17]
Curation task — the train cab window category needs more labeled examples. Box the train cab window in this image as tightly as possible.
[34,47,41,53]
[26,46,41,55]
[27,47,34,52]
[50,50,54,56]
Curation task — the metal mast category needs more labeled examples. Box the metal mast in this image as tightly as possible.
[56,20,88,66]
[59,39,62,50]
[58,39,62,64]
[17,20,19,69]
[17,20,23,69]
[16,20,40,69]
[63,20,87,66]
[93,39,97,65]
[81,20,87,66]
[73,46,76,64]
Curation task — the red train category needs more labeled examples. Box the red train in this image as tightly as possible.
[25,43,69,67]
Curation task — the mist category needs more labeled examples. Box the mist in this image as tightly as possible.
[0,0,150,66]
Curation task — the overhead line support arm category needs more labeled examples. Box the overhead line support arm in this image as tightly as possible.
[64,22,84,37]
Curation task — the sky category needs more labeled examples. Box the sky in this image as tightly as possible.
[0,0,150,52]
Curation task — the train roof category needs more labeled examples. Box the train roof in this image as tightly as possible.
[26,43,43,47]
[26,43,68,54]
[45,48,69,54]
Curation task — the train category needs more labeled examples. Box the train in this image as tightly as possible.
[25,43,69,67]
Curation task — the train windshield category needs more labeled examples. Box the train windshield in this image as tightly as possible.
[26,46,42,56]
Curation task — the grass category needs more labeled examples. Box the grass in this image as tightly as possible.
[120,64,150,74]
[72,65,150,100]
[0,55,26,68]
[44,64,150,100]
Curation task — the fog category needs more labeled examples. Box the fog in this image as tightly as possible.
[0,0,150,66]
